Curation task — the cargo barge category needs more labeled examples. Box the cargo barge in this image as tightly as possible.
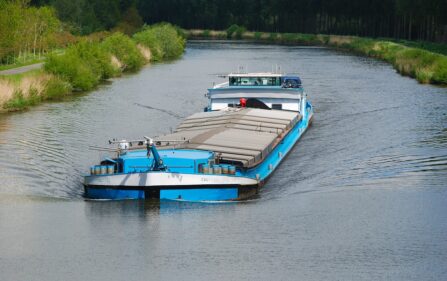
[84,72,313,201]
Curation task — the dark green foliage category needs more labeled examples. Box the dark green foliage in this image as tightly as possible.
[101,32,144,71]
[134,0,447,43]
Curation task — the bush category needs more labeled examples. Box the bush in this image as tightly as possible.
[281,33,296,43]
[101,32,144,71]
[44,76,72,99]
[26,87,41,106]
[254,32,262,40]
[235,26,247,39]
[202,29,211,37]
[45,40,118,90]
[226,24,239,38]
[45,51,98,91]
[134,23,185,61]
[268,33,278,41]
[133,28,164,61]
[432,59,447,84]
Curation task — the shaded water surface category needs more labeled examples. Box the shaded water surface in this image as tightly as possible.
[1,41,446,280]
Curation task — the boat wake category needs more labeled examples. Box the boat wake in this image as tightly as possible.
[134,103,185,119]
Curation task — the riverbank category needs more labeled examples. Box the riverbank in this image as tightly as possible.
[0,23,185,112]
[187,29,447,86]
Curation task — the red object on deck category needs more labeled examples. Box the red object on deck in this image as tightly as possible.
[240,98,247,108]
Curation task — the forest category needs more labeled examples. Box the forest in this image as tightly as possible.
[27,0,447,43]
[1,0,447,64]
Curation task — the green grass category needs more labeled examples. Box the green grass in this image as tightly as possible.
[0,69,43,82]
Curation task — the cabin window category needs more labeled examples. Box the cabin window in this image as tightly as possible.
[229,77,281,86]
[272,104,282,110]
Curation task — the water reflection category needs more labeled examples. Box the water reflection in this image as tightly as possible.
[84,199,239,218]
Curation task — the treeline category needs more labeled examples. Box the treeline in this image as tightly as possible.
[138,0,447,42]
[26,0,447,43]
[34,0,447,42]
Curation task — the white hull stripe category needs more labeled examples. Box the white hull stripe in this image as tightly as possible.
[84,172,258,188]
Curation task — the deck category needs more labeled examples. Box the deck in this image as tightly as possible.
[155,108,301,168]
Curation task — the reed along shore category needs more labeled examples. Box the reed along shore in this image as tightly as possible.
[187,28,447,86]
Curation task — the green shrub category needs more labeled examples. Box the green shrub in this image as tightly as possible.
[432,59,447,84]
[202,29,211,37]
[226,24,239,38]
[101,32,144,71]
[235,26,246,39]
[26,87,41,106]
[254,32,262,40]
[44,40,118,90]
[45,51,98,91]
[172,25,187,39]
[281,33,296,43]
[133,29,164,61]
[296,34,321,44]
[134,23,185,60]
[73,40,118,79]
[268,33,278,41]
[44,76,72,99]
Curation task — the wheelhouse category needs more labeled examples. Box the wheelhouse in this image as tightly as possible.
[207,73,305,112]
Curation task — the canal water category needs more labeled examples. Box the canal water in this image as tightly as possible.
[1,41,446,280]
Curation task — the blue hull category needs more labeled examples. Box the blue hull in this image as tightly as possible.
[85,187,239,201]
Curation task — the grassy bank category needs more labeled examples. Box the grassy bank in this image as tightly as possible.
[187,28,447,85]
[0,23,185,112]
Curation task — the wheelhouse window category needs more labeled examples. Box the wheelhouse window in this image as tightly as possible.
[271,104,282,110]
[229,76,281,86]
